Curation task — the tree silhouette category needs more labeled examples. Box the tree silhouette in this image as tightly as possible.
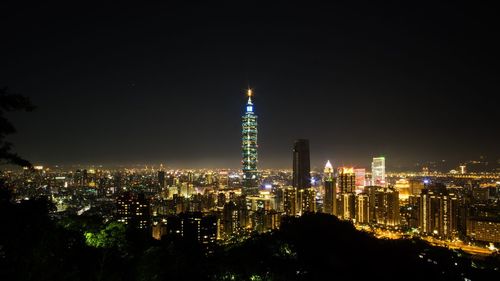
[0,87,35,167]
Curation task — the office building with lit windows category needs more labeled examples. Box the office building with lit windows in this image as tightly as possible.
[356,193,370,224]
[419,189,459,238]
[116,192,150,229]
[338,167,355,193]
[467,217,500,243]
[323,160,336,215]
[354,168,366,193]
[283,186,297,216]
[298,188,316,214]
[371,157,386,186]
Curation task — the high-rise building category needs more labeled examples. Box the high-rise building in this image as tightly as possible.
[117,192,151,229]
[283,186,297,216]
[338,167,355,193]
[165,213,218,252]
[371,157,386,186]
[354,168,366,193]
[419,189,459,238]
[323,160,336,215]
[356,193,370,224]
[298,188,316,215]
[365,186,378,224]
[158,170,166,189]
[292,139,310,190]
[374,187,400,226]
[223,201,239,236]
[242,89,259,195]
[407,195,421,228]
[339,192,355,220]
[364,186,400,226]
[336,167,355,220]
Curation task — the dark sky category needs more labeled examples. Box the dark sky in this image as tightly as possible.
[1,1,498,170]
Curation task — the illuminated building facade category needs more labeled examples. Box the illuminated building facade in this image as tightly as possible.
[356,193,370,224]
[338,167,355,193]
[354,168,366,193]
[242,89,259,195]
[283,187,297,216]
[339,192,355,220]
[364,186,400,226]
[394,178,411,202]
[374,187,400,226]
[467,217,500,243]
[419,190,459,238]
[223,201,239,236]
[323,160,336,215]
[117,192,150,229]
[298,188,316,215]
[459,165,466,174]
[371,157,386,186]
[166,213,218,252]
[246,194,275,212]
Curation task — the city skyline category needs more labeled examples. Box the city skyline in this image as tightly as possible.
[0,86,496,171]
[1,2,499,281]
[1,2,498,169]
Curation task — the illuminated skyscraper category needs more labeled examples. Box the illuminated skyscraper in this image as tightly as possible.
[323,160,336,215]
[419,189,459,238]
[338,167,355,193]
[339,193,355,220]
[374,187,400,226]
[356,193,370,224]
[283,186,297,216]
[298,188,316,215]
[354,168,366,193]
[337,167,355,220]
[242,89,259,194]
[371,157,386,186]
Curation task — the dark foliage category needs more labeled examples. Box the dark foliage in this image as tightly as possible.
[1,198,499,281]
[209,213,500,281]
[0,88,35,167]
[0,87,35,167]
[1,140,499,281]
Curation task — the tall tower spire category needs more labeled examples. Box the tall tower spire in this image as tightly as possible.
[242,88,259,195]
[247,88,253,103]
[323,160,336,216]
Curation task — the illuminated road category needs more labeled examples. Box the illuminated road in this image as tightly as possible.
[422,237,494,255]
[356,225,495,255]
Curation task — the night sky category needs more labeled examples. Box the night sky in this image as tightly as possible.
[1,1,498,170]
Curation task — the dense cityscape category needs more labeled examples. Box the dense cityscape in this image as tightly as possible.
[1,2,499,280]
[1,89,499,280]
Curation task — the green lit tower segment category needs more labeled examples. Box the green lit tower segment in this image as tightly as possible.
[242,89,259,194]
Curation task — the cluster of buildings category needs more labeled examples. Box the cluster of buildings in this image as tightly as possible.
[2,88,499,252]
